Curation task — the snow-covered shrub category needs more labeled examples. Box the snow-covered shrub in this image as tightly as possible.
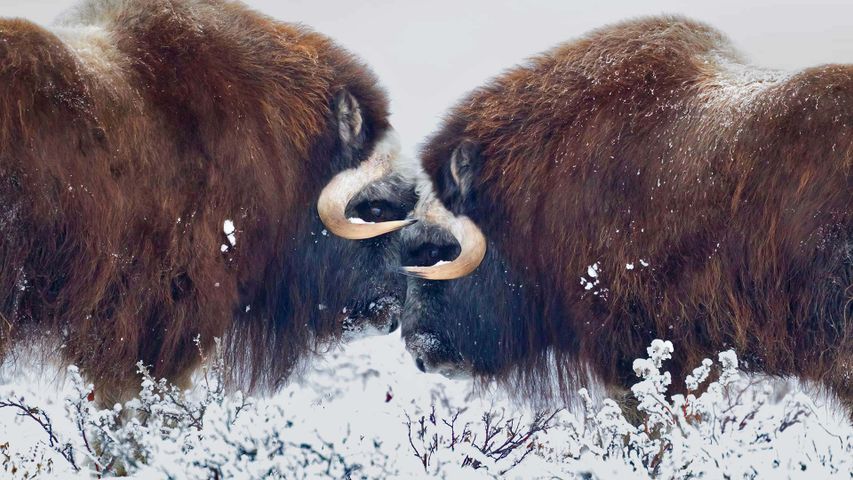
[398,339,851,479]
[1,442,56,479]
[0,338,394,479]
[527,340,853,479]
[1,337,850,479]
[403,404,561,477]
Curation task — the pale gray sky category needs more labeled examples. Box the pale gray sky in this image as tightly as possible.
[3,0,852,156]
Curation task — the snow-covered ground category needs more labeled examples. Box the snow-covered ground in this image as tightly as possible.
[2,333,851,478]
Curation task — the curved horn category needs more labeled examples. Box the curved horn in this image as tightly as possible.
[402,215,486,280]
[317,171,415,239]
[318,132,414,240]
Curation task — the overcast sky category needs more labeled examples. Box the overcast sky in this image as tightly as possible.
[3,0,852,156]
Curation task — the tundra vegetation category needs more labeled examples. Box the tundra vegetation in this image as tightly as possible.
[1,336,850,478]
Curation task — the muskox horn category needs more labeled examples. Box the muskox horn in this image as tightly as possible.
[402,215,486,280]
[318,132,415,240]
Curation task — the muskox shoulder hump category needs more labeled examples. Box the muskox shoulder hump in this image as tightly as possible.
[744,63,853,171]
[552,15,734,92]
[0,18,79,85]
[55,0,127,27]
[0,19,96,142]
[778,64,853,127]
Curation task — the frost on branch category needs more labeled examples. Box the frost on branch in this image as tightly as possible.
[404,404,562,477]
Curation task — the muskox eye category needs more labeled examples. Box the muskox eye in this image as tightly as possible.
[353,199,405,223]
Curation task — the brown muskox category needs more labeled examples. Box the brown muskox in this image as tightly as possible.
[397,16,853,411]
[0,0,418,402]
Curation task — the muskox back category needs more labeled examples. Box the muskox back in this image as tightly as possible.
[403,16,853,408]
[0,0,410,401]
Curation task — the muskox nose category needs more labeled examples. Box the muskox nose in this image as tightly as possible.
[404,331,469,378]
[415,357,427,373]
[400,222,461,268]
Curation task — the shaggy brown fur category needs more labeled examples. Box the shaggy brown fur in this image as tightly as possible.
[0,0,403,401]
[413,16,852,410]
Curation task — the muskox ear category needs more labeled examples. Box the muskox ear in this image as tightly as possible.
[448,140,479,198]
[335,90,363,146]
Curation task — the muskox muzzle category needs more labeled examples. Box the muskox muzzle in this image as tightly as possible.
[399,221,473,377]
[405,330,469,378]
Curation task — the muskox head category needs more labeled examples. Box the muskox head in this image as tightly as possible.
[391,142,509,375]
[302,91,418,342]
[229,85,420,390]
[393,141,576,397]
[399,212,529,379]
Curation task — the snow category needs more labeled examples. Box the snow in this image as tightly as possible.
[223,220,235,235]
[587,263,599,278]
[580,263,600,290]
[685,358,713,391]
[580,263,609,299]
[223,219,237,246]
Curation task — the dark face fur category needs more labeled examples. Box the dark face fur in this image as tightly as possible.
[291,176,417,342]
[396,139,580,400]
[300,92,418,342]
[399,216,575,400]
[396,143,528,377]
[400,231,527,377]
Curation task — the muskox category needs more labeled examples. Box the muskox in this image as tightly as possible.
[398,16,853,411]
[0,0,417,402]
